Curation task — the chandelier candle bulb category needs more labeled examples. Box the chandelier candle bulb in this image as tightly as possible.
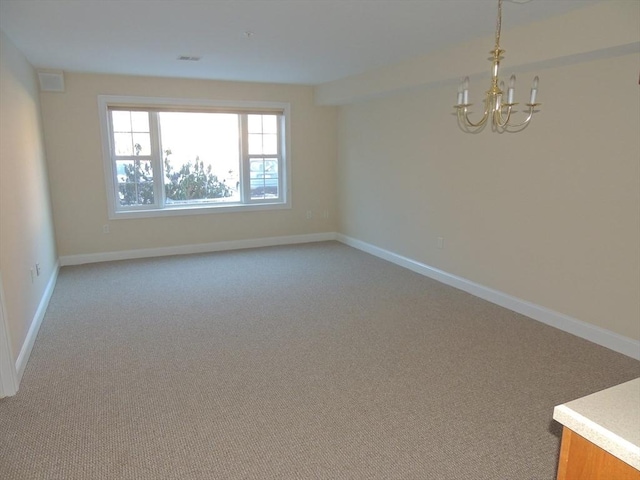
[507,74,515,104]
[462,77,470,105]
[529,76,539,104]
[457,82,464,105]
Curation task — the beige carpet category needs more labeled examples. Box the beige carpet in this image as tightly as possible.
[1,241,638,479]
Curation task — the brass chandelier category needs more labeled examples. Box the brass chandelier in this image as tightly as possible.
[454,0,540,132]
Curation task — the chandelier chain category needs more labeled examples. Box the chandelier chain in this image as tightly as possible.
[495,0,502,49]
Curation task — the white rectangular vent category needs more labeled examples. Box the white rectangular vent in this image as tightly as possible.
[37,70,65,92]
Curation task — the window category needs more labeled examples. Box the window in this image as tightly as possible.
[98,96,290,218]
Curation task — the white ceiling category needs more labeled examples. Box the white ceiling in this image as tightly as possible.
[0,0,602,86]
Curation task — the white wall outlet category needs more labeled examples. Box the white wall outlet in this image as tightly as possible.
[437,236,444,249]
[103,224,110,234]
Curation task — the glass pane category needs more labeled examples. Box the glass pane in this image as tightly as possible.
[262,115,277,134]
[137,160,154,181]
[132,133,151,156]
[114,132,133,156]
[117,160,154,206]
[250,158,278,199]
[262,134,277,155]
[116,160,133,183]
[130,111,149,132]
[111,111,131,132]
[159,112,239,204]
[249,158,278,174]
[247,115,263,133]
[248,134,264,155]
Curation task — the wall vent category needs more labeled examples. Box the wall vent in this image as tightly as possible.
[177,55,202,61]
[37,70,65,92]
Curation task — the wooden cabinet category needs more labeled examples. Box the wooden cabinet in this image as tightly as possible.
[557,427,640,480]
[554,379,640,480]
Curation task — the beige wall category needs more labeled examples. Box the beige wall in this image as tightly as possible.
[40,73,338,257]
[317,0,639,105]
[335,51,640,341]
[0,31,58,360]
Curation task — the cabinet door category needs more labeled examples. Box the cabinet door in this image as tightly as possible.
[557,427,640,480]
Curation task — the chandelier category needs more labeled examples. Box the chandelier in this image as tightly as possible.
[454,0,540,132]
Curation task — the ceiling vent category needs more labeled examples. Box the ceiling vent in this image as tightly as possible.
[177,55,202,61]
[37,70,65,92]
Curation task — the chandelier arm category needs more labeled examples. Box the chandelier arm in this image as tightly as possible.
[502,106,536,128]
[457,109,485,132]
[493,104,513,128]
[458,97,492,128]
[461,109,489,128]
[457,116,481,133]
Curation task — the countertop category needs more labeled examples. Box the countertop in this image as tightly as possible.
[553,377,640,470]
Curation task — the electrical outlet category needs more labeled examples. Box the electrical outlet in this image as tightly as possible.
[437,237,444,249]
[103,224,110,234]
[306,210,313,220]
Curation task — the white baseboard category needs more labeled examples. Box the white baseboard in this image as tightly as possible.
[15,261,60,382]
[59,232,338,266]
[336,234,640,361]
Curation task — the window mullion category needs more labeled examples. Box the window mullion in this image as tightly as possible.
[149,112,163,208]
[107,112,119,209]
[278,115,284,201]
[240,114,250,203]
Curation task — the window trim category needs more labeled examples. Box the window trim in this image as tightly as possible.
[97,95,291,219]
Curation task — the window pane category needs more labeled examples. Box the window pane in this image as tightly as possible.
[116,160,132,183]
[250,158,278,199]
[262,115,277,134]
[117,160,154,206]
[114,132,133,156]
[248,134,263,155]
[132,133,151,156]
[262,134,277,155]
[247,115,263,133]
[159,112,239,204]
[130,111,150,132]
[111,111,131,132]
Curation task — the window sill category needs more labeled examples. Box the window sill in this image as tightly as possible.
[108,201,290,220]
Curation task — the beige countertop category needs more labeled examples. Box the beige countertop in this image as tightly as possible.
[553,378,640,470]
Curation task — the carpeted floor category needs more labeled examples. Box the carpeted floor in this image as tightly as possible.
[1,241,638,479]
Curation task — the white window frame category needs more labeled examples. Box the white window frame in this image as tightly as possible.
[98,95,291,219]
